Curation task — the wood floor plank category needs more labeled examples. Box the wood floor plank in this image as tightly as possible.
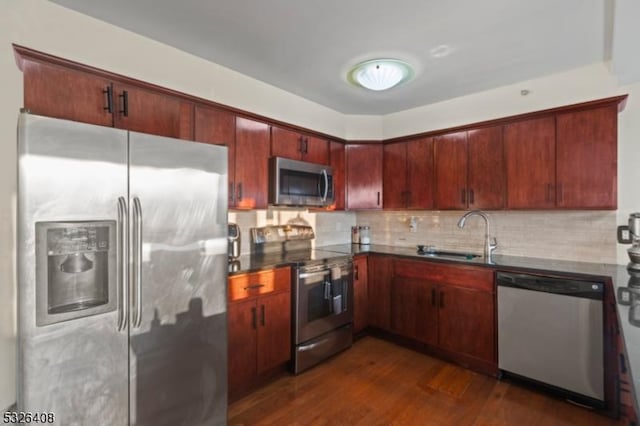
[228,337,620,425]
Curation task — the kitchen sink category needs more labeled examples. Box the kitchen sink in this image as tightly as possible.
[416,245,481,260]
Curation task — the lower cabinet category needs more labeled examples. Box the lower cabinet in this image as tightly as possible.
[227,267,291,397]
[352,255,369,334]
[391,259,496,366]
[367,254,393,330]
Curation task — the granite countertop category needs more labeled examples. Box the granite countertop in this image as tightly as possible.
[229,243,639,413]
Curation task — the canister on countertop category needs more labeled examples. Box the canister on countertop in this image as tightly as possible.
[359,226,371,245]
[351,226,360,244]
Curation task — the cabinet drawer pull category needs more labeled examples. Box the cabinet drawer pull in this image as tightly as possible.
[103,85,113,113]
[243,284,265,291]
[119,90,129,117]
[377,191,381,206]
[260,304,265,326]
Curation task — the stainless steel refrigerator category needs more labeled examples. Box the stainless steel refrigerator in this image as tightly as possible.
[17,113,228,425]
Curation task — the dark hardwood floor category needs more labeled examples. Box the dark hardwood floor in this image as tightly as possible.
[229,337,620,425]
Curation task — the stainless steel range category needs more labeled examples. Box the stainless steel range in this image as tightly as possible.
[251,225,353,374]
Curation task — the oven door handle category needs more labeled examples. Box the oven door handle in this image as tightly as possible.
[299,269,331,279]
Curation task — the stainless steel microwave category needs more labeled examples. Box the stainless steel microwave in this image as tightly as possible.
[269,157,334,207]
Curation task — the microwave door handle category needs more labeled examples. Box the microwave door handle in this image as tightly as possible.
[321,169,329,203]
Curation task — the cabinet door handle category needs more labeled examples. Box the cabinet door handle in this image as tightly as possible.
[229,182,235,204]
[461,189,466,205]
[620,353,628,374]
[298,136,304,154]
[260,304,265,326]
[439,291,444,308]
[119,90,129,117]
[251,307,257,329]
[469,189,475,205]
[557,182,563,204]
[237,182,243,202]
[354,265,359,281]
[103,85,113,113]
[377,191,381,206]
[303,138,309,154]
[431,289,436,307]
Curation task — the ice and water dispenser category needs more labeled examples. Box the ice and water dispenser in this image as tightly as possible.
[35,221,117,326]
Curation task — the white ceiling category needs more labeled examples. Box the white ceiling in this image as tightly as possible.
[49,0,610,115]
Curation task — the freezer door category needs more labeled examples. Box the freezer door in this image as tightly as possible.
[128,132,228,426]
[17,113,129,425]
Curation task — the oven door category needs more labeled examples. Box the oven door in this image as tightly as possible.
[295,264,353,344]
[269,157,333,206]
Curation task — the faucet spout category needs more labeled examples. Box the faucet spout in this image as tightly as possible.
[457,210,497,262]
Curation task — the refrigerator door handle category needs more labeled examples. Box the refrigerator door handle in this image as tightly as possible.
[132,196,143,328]
[117,197,128,331]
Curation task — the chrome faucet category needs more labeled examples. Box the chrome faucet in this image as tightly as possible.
[457,210,497,262]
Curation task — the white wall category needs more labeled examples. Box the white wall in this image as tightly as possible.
[2,0,640,411]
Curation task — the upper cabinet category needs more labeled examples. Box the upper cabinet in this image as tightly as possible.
[194,106,237,206]
[556,105,617,209]
[346,144,383,210]
[234,117,271,209]
[504,117,556,209]
[271,126,329,165]
[21,59,192,140]
[383,138,434,209]
[328,141,346,210]
[504,104,618,210]
[434,126,504,210]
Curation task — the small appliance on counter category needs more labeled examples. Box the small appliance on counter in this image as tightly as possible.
[228,223,241,260]
[617,213,640,271]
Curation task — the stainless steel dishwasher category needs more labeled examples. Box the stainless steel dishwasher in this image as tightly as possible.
[497,271,605,408]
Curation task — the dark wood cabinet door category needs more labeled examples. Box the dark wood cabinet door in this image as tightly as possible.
[504,117,556,209]
[556,106,618,209]
[328,141,345,210]
[353,256,369,334]
[467,126,505,209]
[234,117,271,209]
[434,132,468,209]
[406,137,435,209]
[271,126,302,160]
[383,142,407,209]
[438,286,495,363]
[194,106,236,205]
[22,60,114,127]
[227,299,258,395]
[390,277,438,345]
[367,255,393,330]
[112,83,192,139]
[346,144,383,210]
[303,135,329,165]
[257,291,291,374]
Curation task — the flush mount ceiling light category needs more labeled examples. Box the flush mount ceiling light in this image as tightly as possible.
[347,59,414,91]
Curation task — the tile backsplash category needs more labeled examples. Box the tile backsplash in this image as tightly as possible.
[228,209,356,254]
[356,210,618,264]
[229,209,618,264]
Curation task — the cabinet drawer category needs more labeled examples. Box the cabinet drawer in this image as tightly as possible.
[393,259,494,292]
[228,267,291,303]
